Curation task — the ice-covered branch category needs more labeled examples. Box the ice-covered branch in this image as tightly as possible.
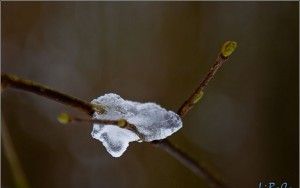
[1,41,237,188]
[1,73,203,178]
[57,112,145,141]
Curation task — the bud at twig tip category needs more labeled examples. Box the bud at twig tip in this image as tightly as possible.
[221,41,237,58]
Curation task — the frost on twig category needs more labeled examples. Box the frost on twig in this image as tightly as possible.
[91,93,182,157]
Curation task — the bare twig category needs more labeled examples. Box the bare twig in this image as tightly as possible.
[1,74,104,115]
[178,41,237,117]
[153,41,237,187]
[152,140,225,188]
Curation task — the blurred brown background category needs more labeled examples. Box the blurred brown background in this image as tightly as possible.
[1,2,298,188]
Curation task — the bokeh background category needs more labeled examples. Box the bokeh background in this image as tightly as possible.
[1,2,298,188]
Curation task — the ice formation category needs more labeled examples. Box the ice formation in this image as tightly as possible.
[91,93,182,157]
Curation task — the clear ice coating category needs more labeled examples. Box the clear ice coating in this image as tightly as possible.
[91,93,183,157]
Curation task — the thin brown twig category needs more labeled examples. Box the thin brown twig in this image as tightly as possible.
[1,73,104,116]
[152,54,231,188]
[166,41,237,187]
[152,139,225,188]
[177,55,227,117]
[178,41,237,118]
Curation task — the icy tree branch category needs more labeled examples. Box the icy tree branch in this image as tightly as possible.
[1,41,237,188]
[57,113,145,141]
